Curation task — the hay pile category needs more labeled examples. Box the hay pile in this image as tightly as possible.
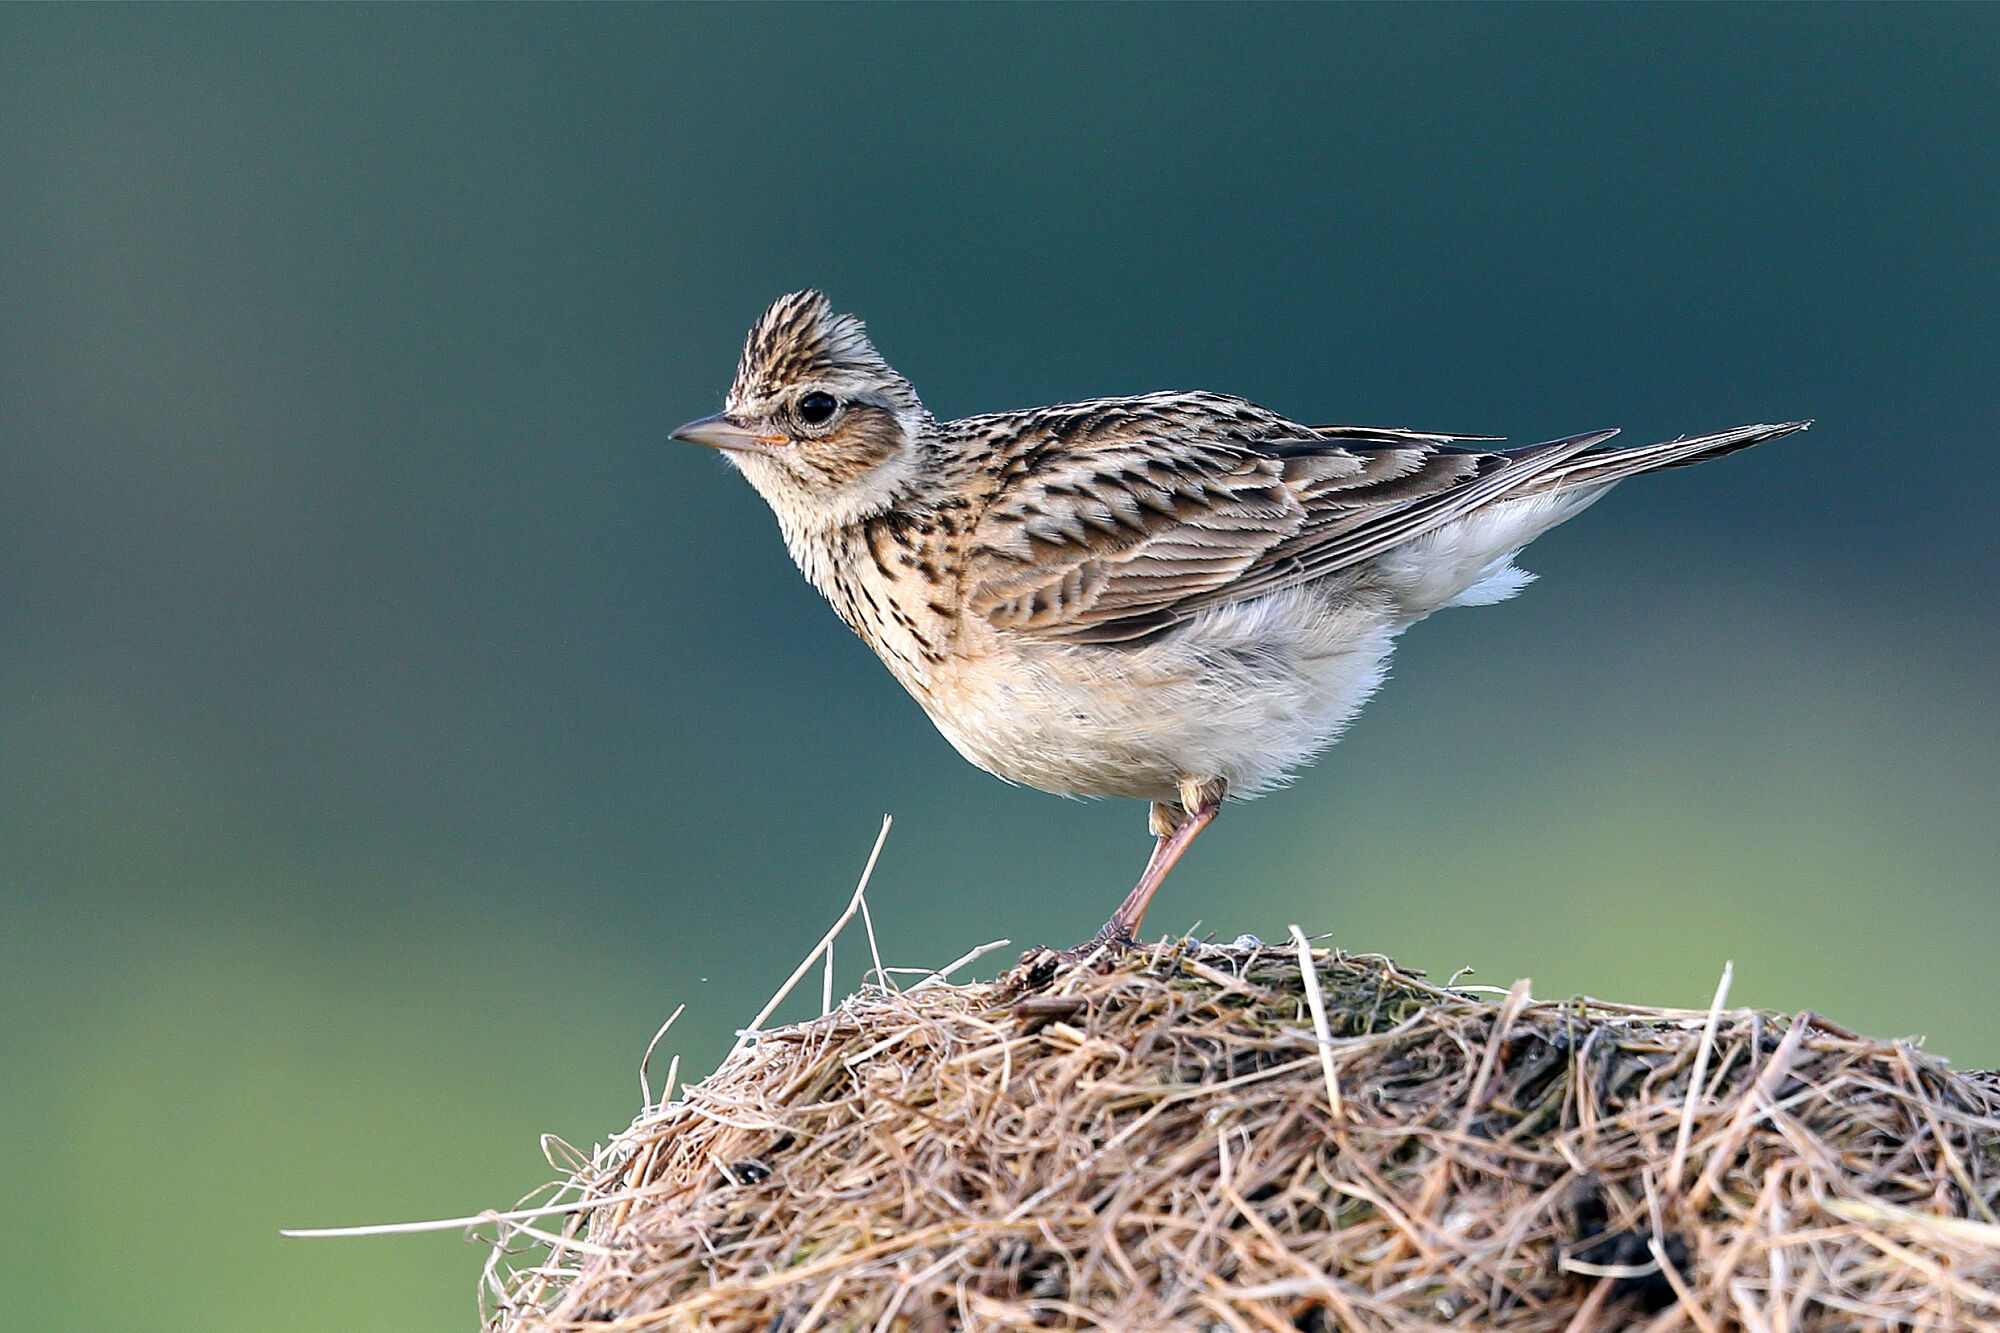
[485,939,2000,1331]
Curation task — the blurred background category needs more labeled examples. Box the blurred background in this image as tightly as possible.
[3,5,1996,1328]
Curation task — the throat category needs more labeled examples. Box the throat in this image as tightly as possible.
[786,512,955,691]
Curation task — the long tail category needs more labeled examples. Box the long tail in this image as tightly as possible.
[1529,420,1812,492]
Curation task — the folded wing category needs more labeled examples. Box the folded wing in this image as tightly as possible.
[960,403,1806,645]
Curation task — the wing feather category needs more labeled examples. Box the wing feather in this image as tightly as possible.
[956,397,1804,645]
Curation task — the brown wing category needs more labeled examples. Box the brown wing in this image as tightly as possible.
[960,434,1302,643]
[957,395,1610,644]
[960,411,1809,645]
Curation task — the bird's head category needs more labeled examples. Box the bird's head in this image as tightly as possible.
[672,291,934,529]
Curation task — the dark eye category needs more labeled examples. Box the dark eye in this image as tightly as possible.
[796,391,839,426]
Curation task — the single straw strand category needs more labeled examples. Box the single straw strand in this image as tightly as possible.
[730,814,893,1061]
[1670,960,1734,1188]
[1289,924,1344,1122]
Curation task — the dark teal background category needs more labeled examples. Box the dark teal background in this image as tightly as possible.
[3,6,1996,1328]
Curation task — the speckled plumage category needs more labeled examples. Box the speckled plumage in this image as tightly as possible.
[673,291,1808,942]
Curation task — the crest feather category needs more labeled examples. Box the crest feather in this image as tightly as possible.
[732,290,889,401]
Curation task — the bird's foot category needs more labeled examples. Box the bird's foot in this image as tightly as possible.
[1068,924,1139,965]
[1014,927,1137,978]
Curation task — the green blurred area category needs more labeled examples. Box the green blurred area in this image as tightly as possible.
[2,6,1996,1329]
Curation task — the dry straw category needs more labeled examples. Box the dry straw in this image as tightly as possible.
[461,888,1998,1331]
[292,822,2000,1330]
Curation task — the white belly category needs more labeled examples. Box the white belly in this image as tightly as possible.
[923,582,1403,803]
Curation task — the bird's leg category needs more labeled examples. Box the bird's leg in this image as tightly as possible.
[1091,777,1227,949]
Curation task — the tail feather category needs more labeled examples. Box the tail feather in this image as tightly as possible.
[1533,420,1811,492]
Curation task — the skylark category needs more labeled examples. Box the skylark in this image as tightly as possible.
[673,291,1807,946]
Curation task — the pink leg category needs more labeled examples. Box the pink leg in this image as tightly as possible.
[1092,783,1225,947]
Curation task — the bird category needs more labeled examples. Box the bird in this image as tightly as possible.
[671,290,1808,949]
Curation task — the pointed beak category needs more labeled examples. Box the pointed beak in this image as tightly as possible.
[669,413,786,454]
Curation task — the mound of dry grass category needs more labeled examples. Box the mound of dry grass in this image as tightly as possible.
[483,937,2000,1332]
